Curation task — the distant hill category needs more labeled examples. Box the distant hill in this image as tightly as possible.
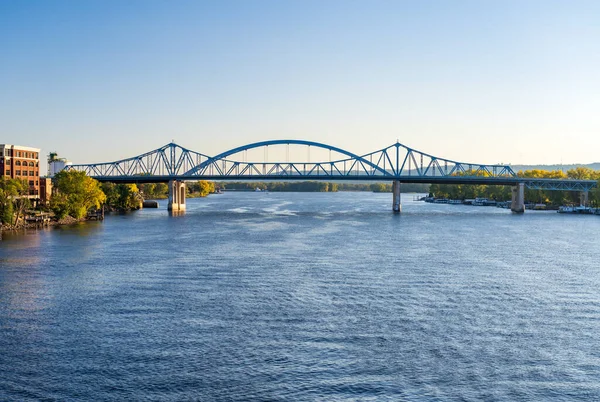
[509,163,600,172]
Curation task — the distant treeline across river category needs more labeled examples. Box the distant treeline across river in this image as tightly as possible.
[216,181,429,193]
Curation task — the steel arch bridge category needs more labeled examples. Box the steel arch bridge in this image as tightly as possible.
[66,140,597,192]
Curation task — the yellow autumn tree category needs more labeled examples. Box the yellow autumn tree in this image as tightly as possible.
[51,170,106,219]
[197,180,215,197]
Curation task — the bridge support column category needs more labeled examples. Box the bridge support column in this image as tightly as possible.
[168,180,186,211]
[392,180,401,213]
[581,191,589,206]
[511,183,525,213]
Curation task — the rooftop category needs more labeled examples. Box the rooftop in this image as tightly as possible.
[0,144,41,153]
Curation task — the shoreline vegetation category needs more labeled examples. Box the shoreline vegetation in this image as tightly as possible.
[3,169,600,233]
[429,168,600,207]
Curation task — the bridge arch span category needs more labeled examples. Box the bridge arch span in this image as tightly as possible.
[185,139,391,176]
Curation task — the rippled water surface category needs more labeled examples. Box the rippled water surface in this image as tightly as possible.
[2,192,600,401]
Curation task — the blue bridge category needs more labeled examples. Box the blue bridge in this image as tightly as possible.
[66,140,597,213]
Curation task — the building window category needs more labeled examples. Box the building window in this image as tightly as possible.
[29,180,34,186]
[29,162,34,167]
[5,170,10,175]
[15,160,21,166]
[35,181,39,185]
[16,170,20,176]
[30,171,34,176]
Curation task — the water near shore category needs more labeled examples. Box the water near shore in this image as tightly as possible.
[2,192,600,400]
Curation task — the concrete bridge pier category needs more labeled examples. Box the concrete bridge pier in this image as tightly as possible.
[168,180,186,211]
[392,180,401,213]
[581,191,589,206]
[511,183,525,213]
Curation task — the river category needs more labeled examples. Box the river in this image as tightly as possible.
[1,192,600,401]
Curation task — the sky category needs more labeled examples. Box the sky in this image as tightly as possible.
[1,0,599,170]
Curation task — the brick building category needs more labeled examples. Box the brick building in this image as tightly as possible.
[39,177,53,205]
[0,144,41,197]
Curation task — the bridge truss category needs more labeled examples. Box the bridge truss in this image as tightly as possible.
[66,140,597,192]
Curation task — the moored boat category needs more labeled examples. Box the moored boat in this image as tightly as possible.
[558,206,575,213]
[558,205,594,214]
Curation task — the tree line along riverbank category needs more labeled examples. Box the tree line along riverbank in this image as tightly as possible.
[429,168,600,207]
[0,173,224,231]
[213,181,429,193]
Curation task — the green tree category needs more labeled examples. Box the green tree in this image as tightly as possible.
[0,178,29,225]
[592,178,600,207]
[139,183,156,198]
[139,182,168,199]
[155,183,168,197]
[12,180,30,226]
[0,177,27,225]
[51,170,106,219]
[116,184,141,210]
[101,183,141,211]
[0,188,14,225]
[370,183,390,193]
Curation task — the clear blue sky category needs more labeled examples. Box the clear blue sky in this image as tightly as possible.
[1,0,599,168]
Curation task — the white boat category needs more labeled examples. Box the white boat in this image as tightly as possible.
[558,206,575,213]
[473,198,497,206]
[558,205,593,214]
[473,197,487,206]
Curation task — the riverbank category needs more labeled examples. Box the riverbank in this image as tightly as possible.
[0,215,90,234]
[422,197,600,214]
